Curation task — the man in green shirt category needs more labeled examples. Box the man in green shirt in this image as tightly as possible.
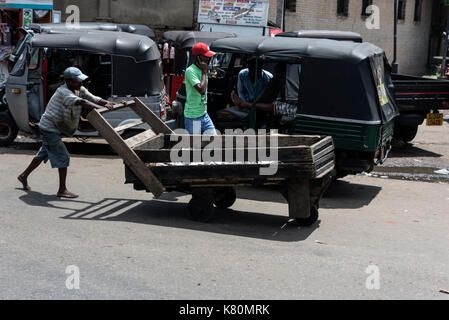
[184,42,217,135]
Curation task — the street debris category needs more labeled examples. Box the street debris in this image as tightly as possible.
[434,169,449,175]
[439,289,449,295]
[315,240,327,245]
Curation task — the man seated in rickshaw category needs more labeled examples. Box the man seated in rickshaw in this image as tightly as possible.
[216,57,272,121]
[236,57,273,106]
[231,63,298,127]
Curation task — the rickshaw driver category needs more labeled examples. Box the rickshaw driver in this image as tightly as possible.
[17,67,119,198]
[184,42,217,135]
[231,63,297,125]
[235,57,272,105]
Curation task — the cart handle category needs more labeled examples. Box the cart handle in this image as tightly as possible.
[97,100,136,114]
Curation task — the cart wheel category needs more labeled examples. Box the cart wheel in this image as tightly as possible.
[214,187,236,209]
[295,206,319,227]
[188,197,215,222]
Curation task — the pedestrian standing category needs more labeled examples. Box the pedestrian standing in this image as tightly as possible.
[184,42,217,135]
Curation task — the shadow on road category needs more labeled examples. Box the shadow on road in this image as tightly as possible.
[57,197,318,242]
[15,180,382,242]
[17,189,93,211]
[3,141,116,159]
[233,181,381,210]
[388,144,442,158]
[322,180,381,209]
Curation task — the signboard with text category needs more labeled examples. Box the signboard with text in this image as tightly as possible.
[22,8,32,27]
[0,0,53,10]
[198,0,269,27]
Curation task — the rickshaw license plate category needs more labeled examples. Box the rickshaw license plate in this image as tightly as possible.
[426,113,443,126]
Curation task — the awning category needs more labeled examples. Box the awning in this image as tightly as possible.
[0,0,53,10]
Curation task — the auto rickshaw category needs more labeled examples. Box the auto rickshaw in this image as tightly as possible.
[276,30,363,42]
[209,36,399,176]
[162,31,235,127]
[0,29,171,146]
[29,22,156,39]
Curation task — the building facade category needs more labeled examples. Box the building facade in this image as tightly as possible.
[52,0,445,75]
[269,0,437,75]
[54,0,195,33]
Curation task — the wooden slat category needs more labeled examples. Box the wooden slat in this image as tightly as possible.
[87,109,164,198]
[312,145,334,163]
[132,98,173,135]
[125,129,157,149]
[114,120,144,133]
[133,133,166,150]
[125,163,316,183]
[135,146,313,163]
[315,160,335,179]
[97,100,135,114]
[310,136,333,154]
[164,134,323,149]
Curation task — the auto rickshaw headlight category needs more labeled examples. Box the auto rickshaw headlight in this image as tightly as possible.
[12,89,21,94]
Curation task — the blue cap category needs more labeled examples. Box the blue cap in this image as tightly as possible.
[63,67,88,82]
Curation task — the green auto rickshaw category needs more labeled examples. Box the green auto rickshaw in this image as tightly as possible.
[209,36,399,177]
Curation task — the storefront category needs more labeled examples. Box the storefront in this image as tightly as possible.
[0,0,54,46]
[0,1,54,84]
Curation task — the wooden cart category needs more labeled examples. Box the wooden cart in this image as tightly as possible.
[87,98,335,225]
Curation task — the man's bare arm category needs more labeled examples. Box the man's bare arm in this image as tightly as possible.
[77,99,112,110]
[193,60,209,95]
[97,99,116,108]
[193,72,208,95]
[231,90,274,113]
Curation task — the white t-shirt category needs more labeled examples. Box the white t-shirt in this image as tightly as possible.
[39,83,101,134]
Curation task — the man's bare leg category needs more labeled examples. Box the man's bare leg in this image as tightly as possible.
[18,157,43,191]
[57,167,78,198]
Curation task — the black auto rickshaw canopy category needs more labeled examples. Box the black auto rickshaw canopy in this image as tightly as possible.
[31,31,163,96]
[31,31,160,62]
[277,30,363,43]
[210,36,398,124]
[163,31,236,75]
[163,31,236,49]
[29,22,156,39]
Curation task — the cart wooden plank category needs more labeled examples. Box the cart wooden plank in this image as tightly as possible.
[131,98,173,135]
[131,133,165,150]
[287,178,311,219]
[97,100,135,114]
[125,163,319,183]
[125,129,157,149]
[87,109,164,197]
[135,146,314,163]
[161,134,323,149]
[114,120,144,133]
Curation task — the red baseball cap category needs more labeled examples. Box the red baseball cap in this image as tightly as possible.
[192,42,216,57]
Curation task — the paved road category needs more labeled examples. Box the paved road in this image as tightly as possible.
[1,124,449,299]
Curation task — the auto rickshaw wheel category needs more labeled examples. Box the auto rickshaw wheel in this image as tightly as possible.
[213,187,237,209]
[188,197,215,222]
[295,206,319,227]
[0,112,18,146]
[398,125,419,143]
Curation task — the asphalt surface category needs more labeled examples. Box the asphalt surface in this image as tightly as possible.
[1,123,449,300]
